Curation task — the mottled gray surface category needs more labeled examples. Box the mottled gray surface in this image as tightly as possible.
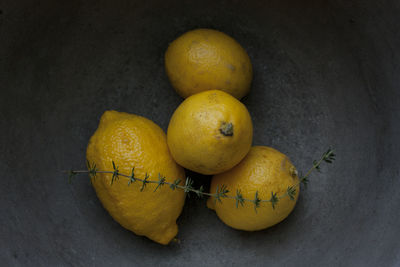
[1,0,399,266]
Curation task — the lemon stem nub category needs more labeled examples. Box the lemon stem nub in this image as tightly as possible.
[289,166,298,178]
[220,122,234,136]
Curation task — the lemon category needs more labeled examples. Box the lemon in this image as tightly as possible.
[207,146,300,231]
[165,28,253,99]
[86,110,186,245]
[167,90,253,175]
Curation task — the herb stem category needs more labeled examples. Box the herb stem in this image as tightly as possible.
[66,148,335,210]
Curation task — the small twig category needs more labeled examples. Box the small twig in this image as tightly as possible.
[65,148,335,211]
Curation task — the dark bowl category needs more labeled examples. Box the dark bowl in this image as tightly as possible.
[1,0,399,266]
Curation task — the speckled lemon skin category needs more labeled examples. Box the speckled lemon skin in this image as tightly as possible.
[165,28,253,99]
[86,110,186,245]
[167,90,253,175]
[207,146,300,231]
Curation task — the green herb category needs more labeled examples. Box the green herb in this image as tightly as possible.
[170,179,181,190]
[287,186,297,200]
[253,191,261,212]
[140,173,150,191]
[66,148,335,212]
[128,167,135,185]
[269,192,279,209]
[111,161,119,185]
[68,170,76,184]
[214,184,229,203]
[235,189,245,208]
[154,174,166,192]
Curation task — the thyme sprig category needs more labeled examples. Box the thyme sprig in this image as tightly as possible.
[67,148,335,211]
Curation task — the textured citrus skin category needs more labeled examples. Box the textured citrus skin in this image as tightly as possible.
[207,146,300,231]
[167,90,253,175]
[86,110,186,245]
[165,28,253,99]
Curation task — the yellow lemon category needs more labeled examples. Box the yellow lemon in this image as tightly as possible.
[207,146,300,231]
[165,28,253,99]
[86,110,186,245]
[167,90,253,175]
